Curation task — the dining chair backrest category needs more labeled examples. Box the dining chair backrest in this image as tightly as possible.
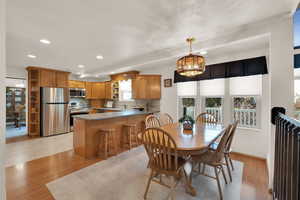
[196,113,217,124]
[141,128,179,171]
[145,114,161,128]
[225,121,238,152]
[214,125,232,162]
[159,113,173,126]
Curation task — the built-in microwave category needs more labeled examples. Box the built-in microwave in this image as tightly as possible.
[69,88,86,98]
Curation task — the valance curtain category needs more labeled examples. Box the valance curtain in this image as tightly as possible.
[174,56,268,83]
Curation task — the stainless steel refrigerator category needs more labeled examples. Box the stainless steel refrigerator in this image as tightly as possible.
[41,87,70,136]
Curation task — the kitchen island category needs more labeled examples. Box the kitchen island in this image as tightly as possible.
[73,110,152,159]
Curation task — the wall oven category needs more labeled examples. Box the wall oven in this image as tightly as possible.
[69,88,86,98]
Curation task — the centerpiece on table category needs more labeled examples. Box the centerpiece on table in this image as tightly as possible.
[178,107,195,133]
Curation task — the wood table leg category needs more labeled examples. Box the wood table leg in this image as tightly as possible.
[183,162,197,196]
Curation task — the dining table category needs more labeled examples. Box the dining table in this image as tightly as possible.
[144,122,225,196]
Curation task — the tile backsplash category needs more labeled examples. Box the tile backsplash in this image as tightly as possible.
[114,99,160,112]
[70,98,89,108]
[70,97,160,112]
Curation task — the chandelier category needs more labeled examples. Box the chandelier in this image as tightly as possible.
[176,37,206,77]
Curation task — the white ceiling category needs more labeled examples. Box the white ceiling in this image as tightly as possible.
[6,0,299,77]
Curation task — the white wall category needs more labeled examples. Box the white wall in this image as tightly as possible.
[0,0,6,199]
[267,16,294,188]
[6,66,26,79]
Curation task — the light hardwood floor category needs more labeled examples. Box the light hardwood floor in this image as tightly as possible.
[5,148,272,200]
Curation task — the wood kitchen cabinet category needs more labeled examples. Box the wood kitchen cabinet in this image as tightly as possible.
[56,72,69,88]
[93,82,105,99]
[40,69,70,88]
[85,82,105,99]
[69,80,85,88]
[105,81,113,99]
[40,69,56,87]
[132,75,161,99]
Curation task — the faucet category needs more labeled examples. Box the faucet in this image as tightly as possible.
[123,104,127,110]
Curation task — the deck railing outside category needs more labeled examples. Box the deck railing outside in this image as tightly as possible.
[233,108,256,128]
[205,107,223,123]
[205,107,257,128]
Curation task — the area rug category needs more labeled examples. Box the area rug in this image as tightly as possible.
[47,146,243,200]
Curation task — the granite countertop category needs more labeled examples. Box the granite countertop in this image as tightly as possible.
[72,110,158,120]
[70,108,90,114]
[94,107,123,111]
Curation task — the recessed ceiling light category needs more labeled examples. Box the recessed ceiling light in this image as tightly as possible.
[79,74,89,78]
[40,39,51,44]
[199,50,208,55]
[110,72,115,74]
[78,65,85,68]
[96,55,104,60]
[27,54,37,58]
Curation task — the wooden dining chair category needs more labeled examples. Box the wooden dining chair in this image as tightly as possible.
[223,121,238,181]
[141,128,189,200]
[209,121,238,182]
[159,113,174,126]
[196,112,217,124]
[191,125,232,200]
[145,114,161,128]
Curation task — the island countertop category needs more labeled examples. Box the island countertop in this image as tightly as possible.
[73,110,153,158]
[72,110,157,120]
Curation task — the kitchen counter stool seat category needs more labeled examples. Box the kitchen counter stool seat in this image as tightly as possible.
[123,124,139,150]
[97,128,118,159]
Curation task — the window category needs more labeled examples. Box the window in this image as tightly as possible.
[230,75,262,128]
[177,82,197,118]
[294,79,300,119]
[119,79,132,101]
[232,96,258,128]
[179,98,195,118]
[176,75,263,129]
[200,79,225,122]
[205,97,223,123]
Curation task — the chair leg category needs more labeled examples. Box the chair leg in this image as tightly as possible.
[224,155,232,182]
[144,170,154,199]
[229,155,234,171]
[198,163,201,174]
[220,165,228,184]
[202,164,206,174]
[214,166,223,200]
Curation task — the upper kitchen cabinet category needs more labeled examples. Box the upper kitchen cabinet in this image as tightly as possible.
[40,69,56,87]
[93,82,105,99]
[69,80,85,88]
[56,71,69,88]
[85,82,105,99]
[39,68,70,88]
[132,75,161,99]
[85,82,93,99]
[105,81,113,99]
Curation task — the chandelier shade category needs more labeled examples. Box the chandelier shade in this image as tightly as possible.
[176,38,206,77]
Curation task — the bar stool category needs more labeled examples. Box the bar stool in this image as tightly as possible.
[122,124,139,150]
[97,128,118,159]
